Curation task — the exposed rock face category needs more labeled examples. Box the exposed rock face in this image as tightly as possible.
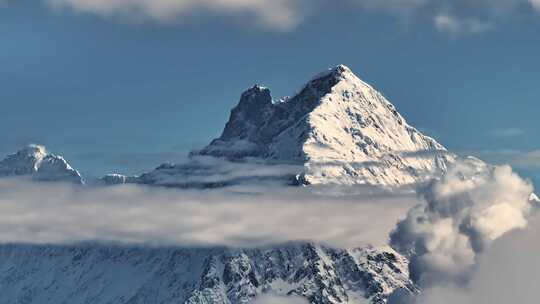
[100,173,136,185]
[0,243,417,304]
[0,145,84,184]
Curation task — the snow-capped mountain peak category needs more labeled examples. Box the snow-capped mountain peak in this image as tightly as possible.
[309,64,355,83]
[0,144,48,175]
[0,145,85,184]
[17,144,48,159]
[194,65,455,187]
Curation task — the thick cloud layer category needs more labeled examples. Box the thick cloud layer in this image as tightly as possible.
[0,177,418,248]
[390,158,534,286]
[414,213,540,304]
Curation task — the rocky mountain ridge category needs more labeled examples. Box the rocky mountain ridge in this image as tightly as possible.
[0,243,416,304]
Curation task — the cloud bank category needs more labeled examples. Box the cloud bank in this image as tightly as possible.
[42,0,540,32]
[390,158,534,286]
[0,177,418,248]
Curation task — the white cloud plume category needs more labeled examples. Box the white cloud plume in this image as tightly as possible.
[412,213,540,304]
[390,158,534,286]
[0,177,418,248]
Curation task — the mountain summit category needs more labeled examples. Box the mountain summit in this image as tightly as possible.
[0,145,84,184]
[193,65,454,186]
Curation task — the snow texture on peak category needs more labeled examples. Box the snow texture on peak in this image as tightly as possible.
[0,144,48,176]
[17,144,48,159]
[194,65,455,187]
[310,64,354,83]
[0,145,84,184]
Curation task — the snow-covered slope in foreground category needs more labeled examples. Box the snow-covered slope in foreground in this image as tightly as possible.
[0,145,84,184]
[184,65,454,187]
[0,243,416,304]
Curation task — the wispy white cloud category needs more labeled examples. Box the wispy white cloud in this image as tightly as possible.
[434,14,493,34]
[46,0,306,30]
[35,0,540,32]
[351,0,527,34]
[489,128,525,138]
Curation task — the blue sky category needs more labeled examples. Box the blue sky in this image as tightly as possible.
[1,0,539,184]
